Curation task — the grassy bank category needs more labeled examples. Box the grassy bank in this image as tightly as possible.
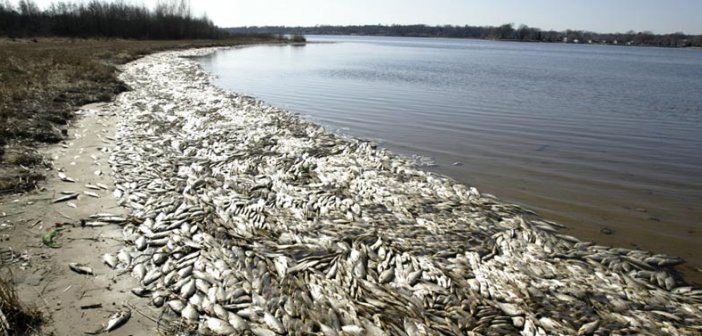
[0,36,280,195]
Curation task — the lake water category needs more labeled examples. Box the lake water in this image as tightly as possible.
[198,36,702,282]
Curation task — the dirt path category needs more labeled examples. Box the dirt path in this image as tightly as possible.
[0,103,157,335]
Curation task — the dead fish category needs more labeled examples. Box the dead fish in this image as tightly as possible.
[103,253,118,268]
[251,327,277,336]
[320,323,338,336]
[132,263,146,280]
[206,317,236,335]
[152,252,167,266]
[90,212,121,218]
[182,303,199,320]
[153,295,165,307]
[97,50,702,336]
[181,279,196,299]
[168,300,185,313]
[84,221,110,227]
[142,269,162,286]
[117,249,132,265]
[53,193,79,203]
[105,308,131,332]
[69,263,94,275]
[497,302,522,316]
[407,270,422,286]
[85,184,101,190]
[342,325,364,335]
[105,216,128,223]
[362,320,386,336]
[379,268,395,284]
[403,319,421,336]
[264,312,284,334]
[131,287,152,297]
[83,191,100,198]
[578,320,599,335]
[227,312,249,331]
[58,172,76,183]
[135,236,147,251]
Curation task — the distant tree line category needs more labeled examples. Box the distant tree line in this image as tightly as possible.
[227,24,702,48]
[0,0,231,39]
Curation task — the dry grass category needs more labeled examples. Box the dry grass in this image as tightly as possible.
[158,317,198,336]
[2,147,43,166]
[0,277,42,335]
[0,36,281,195]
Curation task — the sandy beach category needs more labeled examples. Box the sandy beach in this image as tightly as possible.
[0,103,157,334]
[2,47,701,335]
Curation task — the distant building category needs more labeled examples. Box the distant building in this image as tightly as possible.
[563,37,568,43]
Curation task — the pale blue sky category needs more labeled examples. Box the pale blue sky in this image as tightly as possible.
[21,0,702,34]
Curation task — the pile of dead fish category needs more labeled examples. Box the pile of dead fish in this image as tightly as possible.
[100,48,702,335]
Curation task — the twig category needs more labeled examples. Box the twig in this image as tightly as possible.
[55,211,73,220]
[66,237,101,242]
[30,287,50,309]
[80,303,102,310]
[126,303,159,324]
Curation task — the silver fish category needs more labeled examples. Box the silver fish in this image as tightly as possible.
[105,309,131,332]
[102,254,118,269]
[68,263,94,275]
[53,193,79,203]
[206,317,236,335]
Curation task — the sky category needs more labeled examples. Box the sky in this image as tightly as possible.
[19,0,702,34]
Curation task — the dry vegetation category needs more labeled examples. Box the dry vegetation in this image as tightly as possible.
[0,276,42,335]
[0,37,281,195]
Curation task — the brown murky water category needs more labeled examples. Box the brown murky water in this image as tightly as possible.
[200,36,702,283]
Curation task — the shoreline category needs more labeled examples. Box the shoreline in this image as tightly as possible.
[3,47,701,334]
[200,42,702,285]
[110,48,701,333]
[0,37,285,197]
